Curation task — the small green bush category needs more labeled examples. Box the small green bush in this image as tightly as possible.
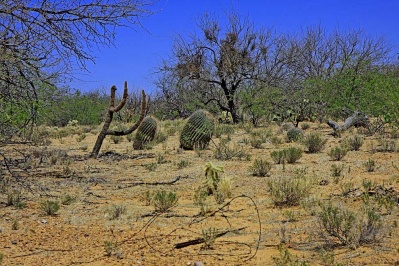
[328,146,348,161]
[251,158,272,177]
[318,201,382,247]
[284,147,303,164]
[270,150,286,164]
[330,163,344,180]
[267,174,311,207]
[346,135,364,151]
[286,127,304,142]
[152,190,178,212]
[364,158,376,172]
[6,190,26,209]
[303,132,326,153]
[40,200,60,215]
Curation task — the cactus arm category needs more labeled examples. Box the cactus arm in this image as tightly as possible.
[123,90,147,135]
[110,81,128,113]
[89,83,148,158]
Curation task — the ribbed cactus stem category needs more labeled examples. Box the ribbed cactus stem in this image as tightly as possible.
[180,110,214,150]
[133,116,158,150]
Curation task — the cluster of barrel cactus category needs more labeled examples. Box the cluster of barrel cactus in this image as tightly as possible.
[180,110,215,150]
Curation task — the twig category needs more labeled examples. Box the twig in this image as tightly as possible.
[174,226,247,249]
[115,175,189,189]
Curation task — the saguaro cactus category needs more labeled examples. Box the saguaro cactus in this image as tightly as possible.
[180,110,214,150]
[89,81,147,158]
[133,116,158,150]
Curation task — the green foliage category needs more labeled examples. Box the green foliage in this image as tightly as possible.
[318,201,382,247]
[152,190,178,212]
[364,158,376,172]
[214,141,248,161]
[251,158,272,177]
[133,116,158,150]
[180,110,215,150]
[201,227,218,250]
[40,200,60,215]
[330,164,344,179]
[6,190,26,209]
[144,162,157,172]
[328,146,348,161]
[284,147,303,164]
[214,123,235,137]
[271,147,303,164]
[272,244,308,266]
[345,135,364,151]
[270,150,286,164]
[176,159,190,169]
[40,89,109,126]
[287,127,304,142]
[308,70,399,123]
[267,173,311,207]
[303,132,326,153]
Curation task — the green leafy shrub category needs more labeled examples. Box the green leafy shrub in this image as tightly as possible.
[267,174,311,207]
[250,137,263,149]
[346,135,364,151]
[6,190,26,209]
[144,162,157,172]
[251,158,272,177]
[318,201,382,247]
[270,150,286,164]
[176,159,190,169]
[152,190,178,212]
[287,127,304,142]
[330,163,344,183]
[364,158,376,172]
[284,147,303,164]
[201,227,218,250]
[303,132,326,153]
[328,146,348,161]
[40,200,60,215]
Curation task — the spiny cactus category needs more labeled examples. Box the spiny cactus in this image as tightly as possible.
[180,110,215,150]
[133,116,158,150]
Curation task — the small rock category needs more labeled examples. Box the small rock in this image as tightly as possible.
[11,240,18,245]
[41,219,47,224]
[193,262,203,266]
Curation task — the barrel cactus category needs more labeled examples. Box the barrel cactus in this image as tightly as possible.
[133,116,158,150]
[180,110,215,150]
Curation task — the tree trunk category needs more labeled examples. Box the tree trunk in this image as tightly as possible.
[327,111,369,132]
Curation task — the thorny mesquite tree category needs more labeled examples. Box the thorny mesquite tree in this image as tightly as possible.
[0,0,153,141]
[158,12,283,124]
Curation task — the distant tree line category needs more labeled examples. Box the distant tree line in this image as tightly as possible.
[153,11,399,126]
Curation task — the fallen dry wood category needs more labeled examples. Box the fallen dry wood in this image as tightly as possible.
[116,175,190,189]
[327,111,369,132]
[174,226,247,249]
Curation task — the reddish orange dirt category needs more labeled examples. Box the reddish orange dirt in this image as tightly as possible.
[1,122,399,265]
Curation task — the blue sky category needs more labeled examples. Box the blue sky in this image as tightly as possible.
[69,0,399,93]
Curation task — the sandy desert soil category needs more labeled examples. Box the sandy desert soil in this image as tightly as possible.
[1,121,399,265]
